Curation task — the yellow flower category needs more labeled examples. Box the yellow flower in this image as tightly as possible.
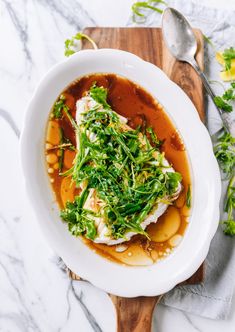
[216,51,235,81]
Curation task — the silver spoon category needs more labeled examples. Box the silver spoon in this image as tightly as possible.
[162,7,235,137]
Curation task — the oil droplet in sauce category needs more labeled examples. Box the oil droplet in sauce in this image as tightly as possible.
[148,206,181,242]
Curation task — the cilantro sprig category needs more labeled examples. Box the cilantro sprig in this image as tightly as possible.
[89,82,111,110]
[53,94,69,119]
[61,188,97,239]
[214,131,235,178]
[214,130,235,236]
[222,176,235,236]
[214,82,235,113]
[64,32,98,57]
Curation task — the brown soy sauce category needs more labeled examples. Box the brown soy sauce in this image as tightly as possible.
[45,74,191,266]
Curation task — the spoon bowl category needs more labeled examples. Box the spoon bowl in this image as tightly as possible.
[162,7,197,62]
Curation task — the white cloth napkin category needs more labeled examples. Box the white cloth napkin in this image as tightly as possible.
[128,0,235,320]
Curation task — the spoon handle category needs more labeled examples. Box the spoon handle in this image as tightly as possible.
[189,58,235,136]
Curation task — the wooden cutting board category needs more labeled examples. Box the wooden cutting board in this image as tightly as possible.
[68,27,205,332]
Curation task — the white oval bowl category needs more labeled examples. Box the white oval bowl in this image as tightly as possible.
[20,49,221,297]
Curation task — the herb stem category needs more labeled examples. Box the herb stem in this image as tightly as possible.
[46,143,74,151]
[81,33,98,50]
[186,185,191,208]
[131,0,167,23]
[58,128,64,172]
[225,175,235,219]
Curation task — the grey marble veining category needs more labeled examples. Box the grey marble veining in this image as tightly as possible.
[38,0,96,30]
[3,0,32,62]
[1,0,235,331]
[0,108,20,138]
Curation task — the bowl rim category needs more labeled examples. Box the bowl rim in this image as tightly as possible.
[20,49,221,297]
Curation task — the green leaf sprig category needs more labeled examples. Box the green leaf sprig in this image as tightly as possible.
[89,82,111,110]
[131,0,167,23]
[214,131,235,179]
[221,176,235,236]
[214,130,235,236]
[53,94,69,119]
[214,82,235,113]
[64,32,98,57]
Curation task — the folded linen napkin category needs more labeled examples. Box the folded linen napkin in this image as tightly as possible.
[128,0,235,320]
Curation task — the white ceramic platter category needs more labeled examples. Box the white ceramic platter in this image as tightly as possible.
[20,49,221,297]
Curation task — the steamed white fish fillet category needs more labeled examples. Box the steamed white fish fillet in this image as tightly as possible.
[76,95,181,245]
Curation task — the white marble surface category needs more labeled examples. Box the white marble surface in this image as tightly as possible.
[1,0,235,331]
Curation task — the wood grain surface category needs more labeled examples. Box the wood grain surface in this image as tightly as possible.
[110,295,162,332]
[68,27,205,332]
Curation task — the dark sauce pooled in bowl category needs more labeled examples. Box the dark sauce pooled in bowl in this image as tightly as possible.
[45,73,191,266]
